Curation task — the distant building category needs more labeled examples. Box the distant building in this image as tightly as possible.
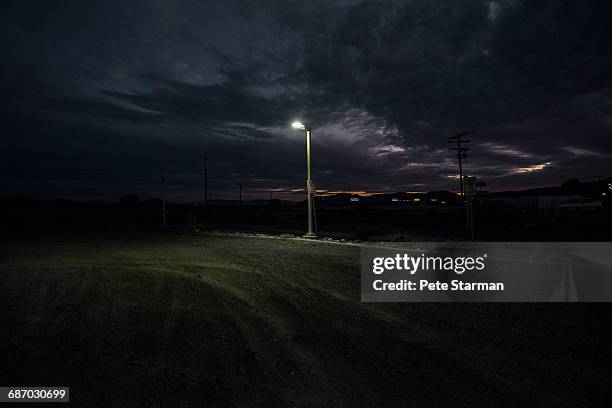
[490,177,611,209]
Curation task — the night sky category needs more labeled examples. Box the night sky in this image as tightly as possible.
[2,0,612,201]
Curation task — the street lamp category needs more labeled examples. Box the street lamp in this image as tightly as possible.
[291,121,316,238]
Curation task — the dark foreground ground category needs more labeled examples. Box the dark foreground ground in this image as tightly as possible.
[2,228,612,407]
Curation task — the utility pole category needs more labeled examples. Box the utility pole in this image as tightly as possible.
[448,132,471,198]
[448,132,471,234]
[161,176,166,226]
[203,156,208,208]
[239,183,243,209]
[464,176,477,241]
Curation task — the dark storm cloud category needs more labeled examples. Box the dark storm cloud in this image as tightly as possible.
[1,0,612,200]
[103,76,292,129]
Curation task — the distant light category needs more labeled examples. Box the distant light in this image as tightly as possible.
[413,198,421,202]
[350,197,360,202]
[515,161,552,174]
[292,121,306,130]
[391,198,399,202]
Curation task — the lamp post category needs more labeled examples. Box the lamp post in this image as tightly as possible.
[292,121,316,238]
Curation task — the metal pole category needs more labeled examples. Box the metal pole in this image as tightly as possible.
[469,196,474,241]
[305,128,315,237]
[203,157,208,208]
[458,137,464,199]
[161,176,166,225]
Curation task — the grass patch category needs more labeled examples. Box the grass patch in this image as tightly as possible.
[2,230,612,407]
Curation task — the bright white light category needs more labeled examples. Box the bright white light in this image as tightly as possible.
[291,121,306,130]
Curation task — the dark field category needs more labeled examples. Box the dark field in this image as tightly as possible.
[2,229,612,407]
[5,195,612,242]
